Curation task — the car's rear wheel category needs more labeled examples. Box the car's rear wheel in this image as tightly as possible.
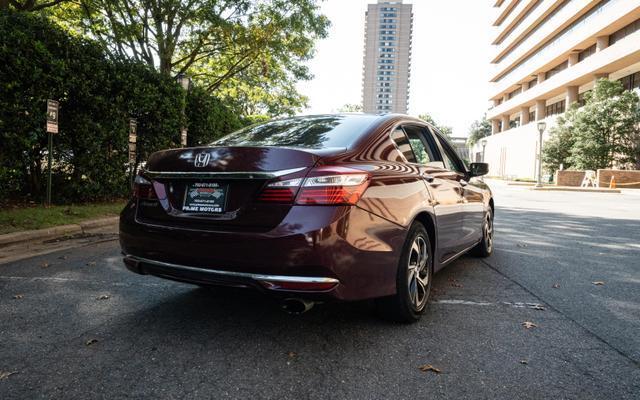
[471,209,494,257]
[376,222,433,323]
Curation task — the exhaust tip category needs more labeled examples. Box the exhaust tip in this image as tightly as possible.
[281,298,314,315]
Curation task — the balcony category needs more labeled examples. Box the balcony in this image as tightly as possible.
[492,0,564,59]
[487,28,640,120]
[492,0,541,45]
[490,0,640,99]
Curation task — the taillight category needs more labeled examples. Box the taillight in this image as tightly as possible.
[256,178,302,203]
[296,172,369,205]
[256,167,370,205]
[133,174,156,199]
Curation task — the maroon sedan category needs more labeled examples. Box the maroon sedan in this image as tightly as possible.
[120,114,493,322]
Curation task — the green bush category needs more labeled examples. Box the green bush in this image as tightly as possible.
[0,11,243,203]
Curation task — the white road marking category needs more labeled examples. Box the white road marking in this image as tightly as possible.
[434,299,546,310]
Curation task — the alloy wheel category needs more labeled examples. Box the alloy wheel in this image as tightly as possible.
[485,213,494,252]
[407,235,429,311]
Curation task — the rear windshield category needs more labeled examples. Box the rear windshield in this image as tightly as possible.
[211,115,380,149]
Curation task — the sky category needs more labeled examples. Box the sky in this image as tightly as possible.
[296,0,494,137]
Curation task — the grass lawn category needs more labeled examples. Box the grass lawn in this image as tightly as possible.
[0,202,126,235]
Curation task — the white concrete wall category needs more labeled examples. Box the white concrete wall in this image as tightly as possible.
[471,116,558,179]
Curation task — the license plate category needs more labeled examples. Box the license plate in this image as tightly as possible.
[182,182,227,213]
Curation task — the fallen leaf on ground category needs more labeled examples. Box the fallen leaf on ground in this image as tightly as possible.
[96,295,110,300]
[592,281,605,286]
[85,339,98,346]
[287,351,297,358]
[40,262,49,268]
[418,364,441,374]
[13,294,24,299]
[552,283,560,288]
[0,371,17,380]
[86,261,97,267]
[522,321,537,329]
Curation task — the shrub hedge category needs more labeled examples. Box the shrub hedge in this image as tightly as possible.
[0,11,244,203]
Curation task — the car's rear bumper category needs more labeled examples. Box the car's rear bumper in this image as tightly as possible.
[119,201,407,301]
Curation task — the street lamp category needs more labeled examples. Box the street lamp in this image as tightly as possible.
[481,139,488,162]
[176,73,191,147]
[536,121,547,187]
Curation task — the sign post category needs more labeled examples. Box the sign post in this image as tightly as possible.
[128,118,137,187]
[45,100,59,207]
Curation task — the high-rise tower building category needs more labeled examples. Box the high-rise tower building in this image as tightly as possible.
[362,0,413,114]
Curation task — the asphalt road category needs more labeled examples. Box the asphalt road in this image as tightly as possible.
[1,181,639,399]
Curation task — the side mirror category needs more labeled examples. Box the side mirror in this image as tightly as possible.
[469,162,489,177]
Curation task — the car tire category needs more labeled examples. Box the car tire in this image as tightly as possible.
[471,209,494,258]
[376,222,433,323]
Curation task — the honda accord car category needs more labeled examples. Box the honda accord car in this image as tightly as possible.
[120,114,493,322]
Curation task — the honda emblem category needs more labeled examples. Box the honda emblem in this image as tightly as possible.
[194,152,210,168]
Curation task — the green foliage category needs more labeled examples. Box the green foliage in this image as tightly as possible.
[418,113,453,138]
[50,0,329,116]
[542,111,576,175]
[568,79,640,170]
[186,85,244,146]
[0,11,239,203]
[542,79,640,172]
[467,115,491,146]
[1,0,68,12]
[337,104,363,113]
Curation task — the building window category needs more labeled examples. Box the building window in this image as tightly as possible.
[529,111,535,122]
[545,100,566,117]
[578,44,596,62]
[610,18,640,46]
[619,71,640,91]
[545,61,568,80]
[507,87,522,100]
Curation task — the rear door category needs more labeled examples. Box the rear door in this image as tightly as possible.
[432,131,485,248]
[398,125,465,262]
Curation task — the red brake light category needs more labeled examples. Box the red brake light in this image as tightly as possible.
[256,167,370,205]
[296,167,370,205]
[133,175,156,199]
[256,178,302,203]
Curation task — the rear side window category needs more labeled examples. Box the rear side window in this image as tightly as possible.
[433,132,466,174]
[212,115,380,149]
[403,126,436,164]
[390,125,438,165]
[390,127,417,162]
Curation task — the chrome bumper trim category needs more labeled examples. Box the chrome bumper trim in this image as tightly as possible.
[124,255,339,284]
[143,167,306,180]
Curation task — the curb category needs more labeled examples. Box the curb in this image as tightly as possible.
[0,216,119,247]
[530,187,621,193]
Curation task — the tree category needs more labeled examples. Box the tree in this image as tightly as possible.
[1,0,67,11]
[568,79,640,170]
[467,115,491,146]
[338,104,363,113]
[418,113,452,138]
[52,0,329,116]
[541,79,640,173]
[542,111,576,175]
